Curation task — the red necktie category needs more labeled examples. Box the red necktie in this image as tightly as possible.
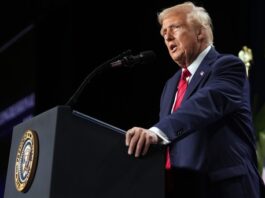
[165,68,191,169]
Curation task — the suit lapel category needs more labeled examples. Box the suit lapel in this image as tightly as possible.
[161,47,220,117]
[183,47,220,101]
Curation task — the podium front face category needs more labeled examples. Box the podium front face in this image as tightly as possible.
[4,106,165,198]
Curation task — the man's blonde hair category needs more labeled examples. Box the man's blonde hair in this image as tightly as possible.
[157,1,214,45]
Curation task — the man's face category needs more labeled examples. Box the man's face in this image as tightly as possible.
[161,12,201,67]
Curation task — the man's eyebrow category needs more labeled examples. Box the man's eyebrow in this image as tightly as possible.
[160,23,182,35]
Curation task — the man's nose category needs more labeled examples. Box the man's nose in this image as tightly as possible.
[164,32,174,41]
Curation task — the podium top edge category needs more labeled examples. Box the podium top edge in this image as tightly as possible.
[37,106,126,135]
[72,109,126,135]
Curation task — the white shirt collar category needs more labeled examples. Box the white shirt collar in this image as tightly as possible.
[184,45,212,82]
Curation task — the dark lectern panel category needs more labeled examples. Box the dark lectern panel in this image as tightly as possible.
[4,106,165,198]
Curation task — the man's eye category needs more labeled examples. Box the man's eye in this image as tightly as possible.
[172,25,180,30]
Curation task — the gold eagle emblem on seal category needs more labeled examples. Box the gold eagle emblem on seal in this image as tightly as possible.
[14,129,39,192]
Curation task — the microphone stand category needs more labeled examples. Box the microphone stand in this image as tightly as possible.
[65,49,131,107]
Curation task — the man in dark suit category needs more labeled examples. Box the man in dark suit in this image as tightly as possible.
[125,2,264,198]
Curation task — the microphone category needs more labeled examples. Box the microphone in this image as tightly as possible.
[110,50,156,68]
[65,49,155,107]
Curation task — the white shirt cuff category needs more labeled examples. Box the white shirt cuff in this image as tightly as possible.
[149,127,170,145]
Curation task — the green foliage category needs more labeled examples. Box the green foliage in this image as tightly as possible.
[253,103,265,132]
[257,132,265,174]
[253,101,265,174]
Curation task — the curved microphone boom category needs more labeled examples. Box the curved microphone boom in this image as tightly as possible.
[65,49,131,107]
[65,50,156,108]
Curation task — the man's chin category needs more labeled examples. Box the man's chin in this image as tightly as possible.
[172,55,184,66]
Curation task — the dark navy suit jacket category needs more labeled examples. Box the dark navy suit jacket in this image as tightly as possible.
[154,47,263,196]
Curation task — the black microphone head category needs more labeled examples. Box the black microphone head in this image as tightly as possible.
[110,50,156,68]
[139,50,156,65]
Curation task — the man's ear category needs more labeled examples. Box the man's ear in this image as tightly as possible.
[196,28,203,41]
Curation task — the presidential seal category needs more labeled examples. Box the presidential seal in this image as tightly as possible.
[15,129,39,192]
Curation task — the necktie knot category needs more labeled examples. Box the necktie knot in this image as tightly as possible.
[181,68,191,81]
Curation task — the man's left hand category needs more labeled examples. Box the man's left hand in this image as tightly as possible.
[125,127,158,157]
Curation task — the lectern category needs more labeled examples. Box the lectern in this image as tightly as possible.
[4,106,165,198]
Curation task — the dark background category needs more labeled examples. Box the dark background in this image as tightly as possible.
[0,0,264,196]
